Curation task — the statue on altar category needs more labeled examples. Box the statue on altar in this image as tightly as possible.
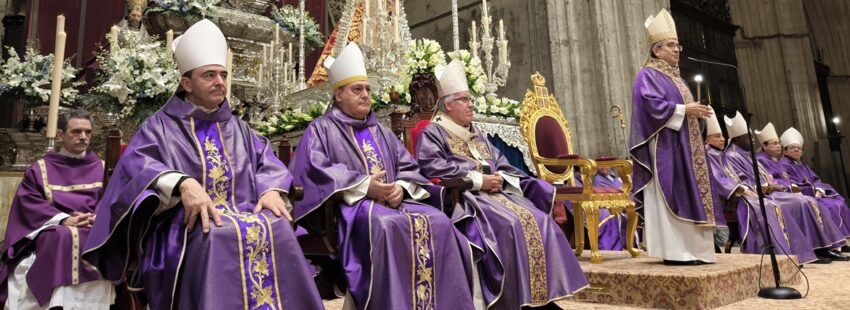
[117,0,149,43]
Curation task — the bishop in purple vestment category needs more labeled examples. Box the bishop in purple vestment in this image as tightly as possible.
[723,116,847,262]
[82,20,323,309]
[779,127,850,257]
[630,9,721,264]
[1,110,116,308]
[289,43,475,310]
[417,60,588,309]
[706,115,819,263]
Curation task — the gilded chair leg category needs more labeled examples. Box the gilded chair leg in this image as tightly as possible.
[573,204,585,257]
[625,204,641,258]
[584,206,602,263]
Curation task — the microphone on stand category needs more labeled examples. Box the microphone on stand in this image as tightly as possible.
[687,57,802,300]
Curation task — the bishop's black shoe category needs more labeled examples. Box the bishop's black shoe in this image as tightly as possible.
[810,257,832,264]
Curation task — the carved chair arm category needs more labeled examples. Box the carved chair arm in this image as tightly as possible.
[534,155,598,195]
[595,159,633,193]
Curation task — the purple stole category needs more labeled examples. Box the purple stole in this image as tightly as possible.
[191,118,283,308]
[351,126,437,307]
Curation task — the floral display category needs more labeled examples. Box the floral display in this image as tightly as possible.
[258,100,329,137]
[474,95,520,118]
[270,4,325,49]
[402,39,446,77]
[447,49,487,98]
[0,46,82,104]
[83,31,179,123]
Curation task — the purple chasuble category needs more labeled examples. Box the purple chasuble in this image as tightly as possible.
[705,146,817,263]
[726,144,846,250]
[289,106,475,310]
[82,95,323,310]
[417,122,588,309]
[629,59,719,224]
[0,152,105,306]
[757,151,795,192]
[782,156,850,237]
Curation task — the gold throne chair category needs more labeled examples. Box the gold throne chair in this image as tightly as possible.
[519,73,640,263]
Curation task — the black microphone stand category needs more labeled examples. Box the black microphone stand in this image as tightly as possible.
[688,57,801,299]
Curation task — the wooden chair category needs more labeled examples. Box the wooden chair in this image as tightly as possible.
[518,73,639,263]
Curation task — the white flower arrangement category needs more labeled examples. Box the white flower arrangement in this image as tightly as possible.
[86,31,179,122]
[474,95,520,118]
[0,46,81,104]
[270,5,325,49]
[258,100,329,137]
[447,49,487,98]
[403,39,446,77]
[151,0,220,17]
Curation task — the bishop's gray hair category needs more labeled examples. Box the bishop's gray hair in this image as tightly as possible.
[435,94,455,113]
[650,41,664,59]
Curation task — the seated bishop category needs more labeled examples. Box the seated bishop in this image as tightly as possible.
[416,60,588,309]
[723,113,848,262]
[779,127,850,243]
[0,110,114,309]
[704,114,821,263]
[82,19,323,309]
[289,43,475,310]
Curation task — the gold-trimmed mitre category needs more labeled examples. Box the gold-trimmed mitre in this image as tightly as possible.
[127,0,147,12]
[644,8,677,45]
[324,42,368,90]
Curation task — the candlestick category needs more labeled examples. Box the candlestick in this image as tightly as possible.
[394,0,400,43]
[471,20,478,55]
[284,63,289,84]
[262,45,268,66]
[499,19,505,41]
[56,15,65,34]
[110,25,119,54]
[166,29,174,54]
[288,42,293,64]
[363,0,370,41]
[274,23,280,45]
[694,74,703,103]
[482,0,488,16]
[46,31,67,140]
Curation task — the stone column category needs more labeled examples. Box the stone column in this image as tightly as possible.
[545,0,667,157]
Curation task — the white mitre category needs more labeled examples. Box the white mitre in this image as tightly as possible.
[644,8,678,46]
[436,60,469,98]
[706,113,722,136]
[724,111,747,139]
[172,19,228,75]
[780,127,804,147]
[758,122,779,144]
[324,42,368,89]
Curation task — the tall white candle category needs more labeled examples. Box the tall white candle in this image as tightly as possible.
[364,0,370,41]
[165,29,174,54]
[499,19,505,41]
[226,48,233,103]
[394,0,400,42]
[47,30,67,139]
[274,23,280,45]
[110,25,119,53]
[56,15,65,34]
[288,42,293,64]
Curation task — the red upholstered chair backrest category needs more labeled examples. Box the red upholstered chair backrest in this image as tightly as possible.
[411,120,432,159]
[535,115,570,174]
